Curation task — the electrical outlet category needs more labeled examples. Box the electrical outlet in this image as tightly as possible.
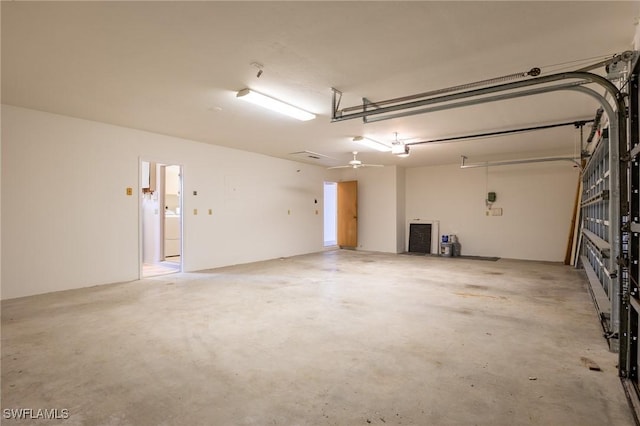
[193,208,198,215]
[126,187,133,196]
[208,209,212,215]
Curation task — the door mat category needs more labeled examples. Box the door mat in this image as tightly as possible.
[401,252,499,261]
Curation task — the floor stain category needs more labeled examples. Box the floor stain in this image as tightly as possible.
[453,292,507,300]
[465,284,489,290]
[580,356,602,371]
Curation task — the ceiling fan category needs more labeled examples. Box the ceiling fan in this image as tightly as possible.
[327,151,384,169]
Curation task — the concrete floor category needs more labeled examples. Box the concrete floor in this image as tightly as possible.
[1,250,634,425]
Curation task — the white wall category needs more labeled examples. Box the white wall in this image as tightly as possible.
[1,105,582,299]
[406,162,579,261]
[1,105,326,299]
[395,166,406,253]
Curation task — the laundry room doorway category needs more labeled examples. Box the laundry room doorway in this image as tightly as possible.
[140,160,183,277]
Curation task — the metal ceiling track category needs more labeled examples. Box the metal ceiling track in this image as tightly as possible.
[460,155,581,169]
[330,52,633,124]
[408,119,593,146]
[331,67,541,118]
[455,120,592,169]
[331,71,623,124]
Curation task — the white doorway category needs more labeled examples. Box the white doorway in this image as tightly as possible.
[324,182,337,247]
[140,161,183,277]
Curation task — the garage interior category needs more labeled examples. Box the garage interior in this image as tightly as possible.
[3,2,640,425]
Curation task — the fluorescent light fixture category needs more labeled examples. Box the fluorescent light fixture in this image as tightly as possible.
[392,143,410,157]
[236,88,315,121]
[352,136,392,152]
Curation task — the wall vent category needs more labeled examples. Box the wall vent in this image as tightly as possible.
[288,150,336,166]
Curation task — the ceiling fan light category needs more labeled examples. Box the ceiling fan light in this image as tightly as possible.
[353,136,392,152]
[392,143,410,157]
[236,88,316,121]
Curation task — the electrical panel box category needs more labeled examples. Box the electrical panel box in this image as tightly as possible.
[487,192,497,203]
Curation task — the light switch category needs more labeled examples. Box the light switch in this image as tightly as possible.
[126,187,133,196]
[193,208,198,215]
[208,209,212,215]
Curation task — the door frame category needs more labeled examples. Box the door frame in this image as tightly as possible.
[138,157,184,278]
[323,181,338,248]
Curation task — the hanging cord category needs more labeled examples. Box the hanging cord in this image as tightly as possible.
[539,51,634,74]
[574,123,581,164]
[537,54,614,74]
[586,109,603,144]
[573,126,580,162]
[579,123,584,159]
[485,165,491,208]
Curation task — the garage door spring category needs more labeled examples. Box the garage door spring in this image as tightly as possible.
[411,67,542,98]
[341,67,541,112]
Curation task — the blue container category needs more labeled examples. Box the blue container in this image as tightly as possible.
[441,235,449,243]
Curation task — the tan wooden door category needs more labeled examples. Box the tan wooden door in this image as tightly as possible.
[337,180,358,248]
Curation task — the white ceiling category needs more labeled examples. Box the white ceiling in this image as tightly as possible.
[2,1,638,168]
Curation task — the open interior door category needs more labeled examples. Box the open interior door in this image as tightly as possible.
[337,180,358,248]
